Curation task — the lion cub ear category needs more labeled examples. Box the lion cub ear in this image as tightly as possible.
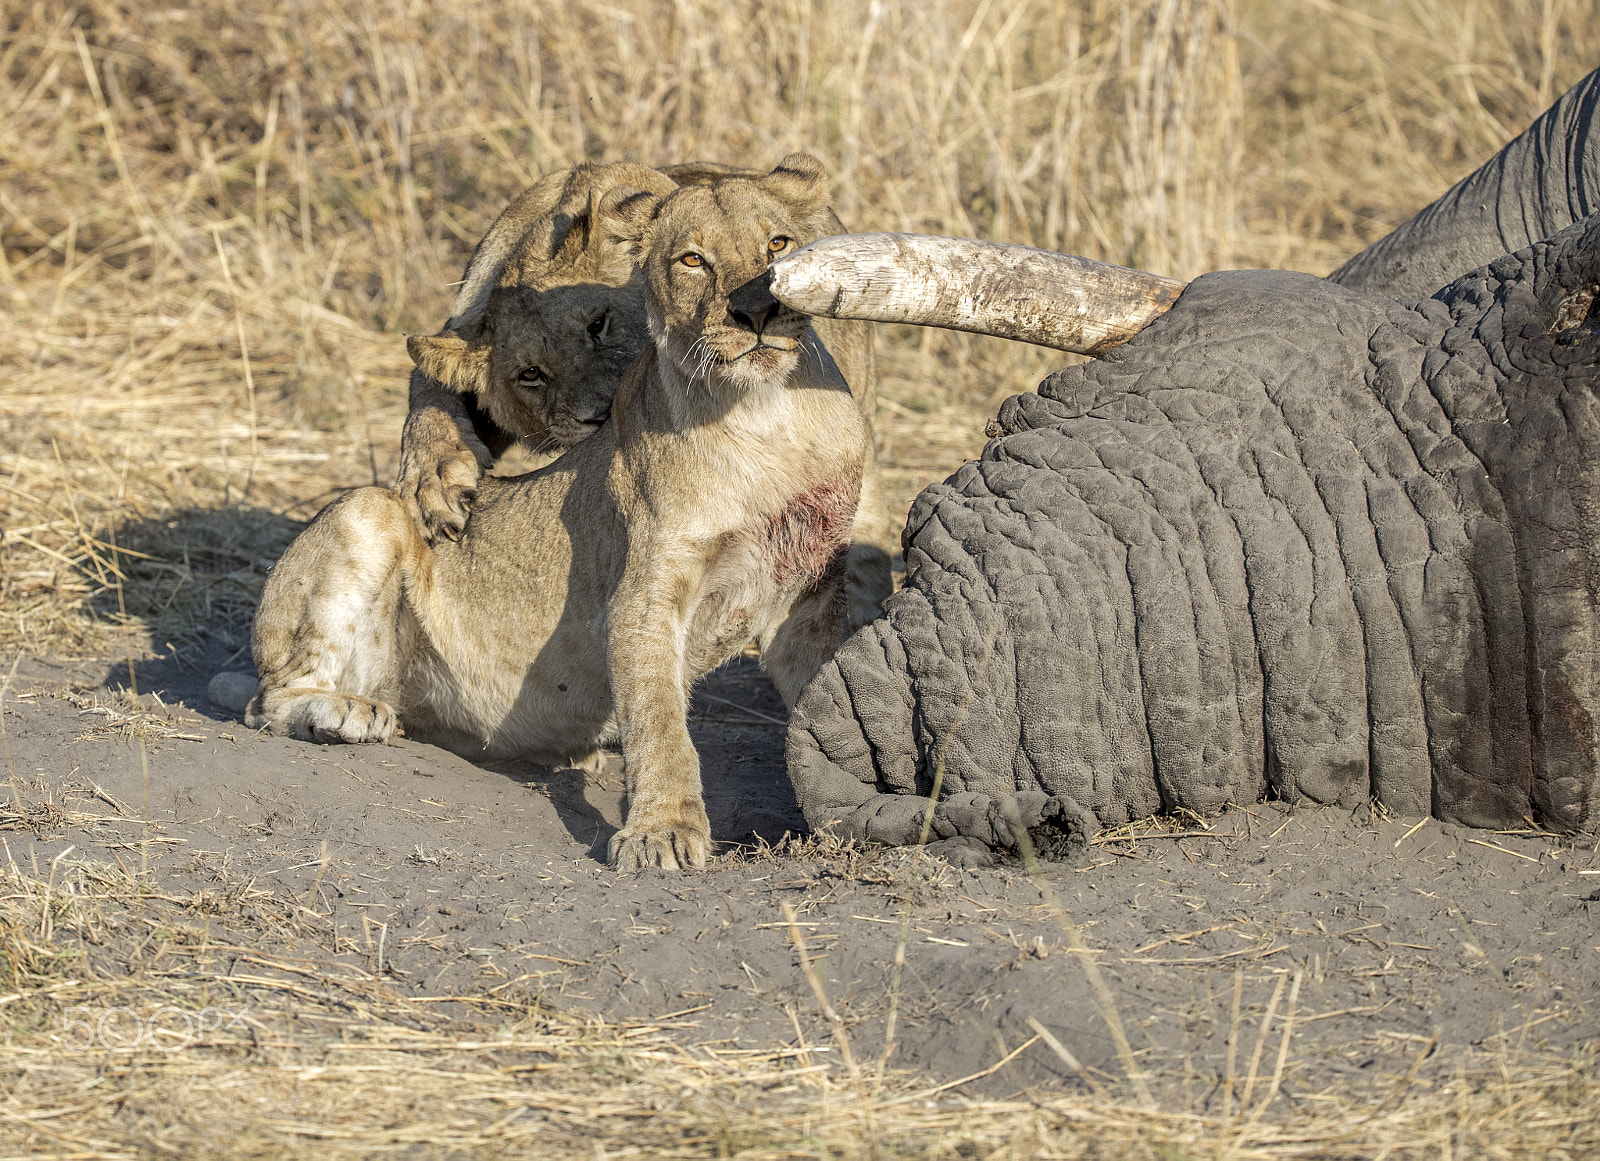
[590,186,663,259]
[761,153,831,219]
[406,330,491,394]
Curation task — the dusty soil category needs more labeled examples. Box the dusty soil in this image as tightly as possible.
[4,632,1598,1103]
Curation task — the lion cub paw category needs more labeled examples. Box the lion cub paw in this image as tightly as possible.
[277,693,398,745]
[609,803,711,871]
[409,446,483,543]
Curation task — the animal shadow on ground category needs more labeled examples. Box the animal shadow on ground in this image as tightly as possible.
[472,654,806,860]
[90,507,806,862]
[91,505,307,701]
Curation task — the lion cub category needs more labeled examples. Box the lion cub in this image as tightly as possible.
[245,155,868,871]
[397,162,679,540]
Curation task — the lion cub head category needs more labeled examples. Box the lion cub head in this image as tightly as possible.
[407,163,676,451]
[639,154,838,393]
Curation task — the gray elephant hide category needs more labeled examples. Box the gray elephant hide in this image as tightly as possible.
[1330,68,1600,299]
[787,216,1600,856]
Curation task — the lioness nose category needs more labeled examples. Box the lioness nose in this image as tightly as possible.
[728,270,781,333]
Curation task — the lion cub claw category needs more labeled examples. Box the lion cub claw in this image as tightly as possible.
[412,446,482,542]
[396,406,490,542]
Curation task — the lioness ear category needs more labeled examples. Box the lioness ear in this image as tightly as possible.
[406,331,491,394]
[761,153,831,218]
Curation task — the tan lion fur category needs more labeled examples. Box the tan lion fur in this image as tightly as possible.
[243,156,870,871]
[397,161,892,627]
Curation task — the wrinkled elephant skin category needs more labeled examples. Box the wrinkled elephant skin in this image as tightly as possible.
[789,216,1600,853]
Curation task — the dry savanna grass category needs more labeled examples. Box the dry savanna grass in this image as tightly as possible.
[6,0,1600,659]
[4,0,1600,1154]
[1,847,1597,1159]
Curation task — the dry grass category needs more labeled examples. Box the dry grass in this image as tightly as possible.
[1,855,1596,1158]
[6,0,1600,658]
[5,0,1600,1153]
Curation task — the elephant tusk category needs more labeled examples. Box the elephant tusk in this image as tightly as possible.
[771,233,1186,356]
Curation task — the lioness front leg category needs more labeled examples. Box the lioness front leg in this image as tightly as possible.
[606,572,711,871]
[247,488,419,743]
[760,572,852,709]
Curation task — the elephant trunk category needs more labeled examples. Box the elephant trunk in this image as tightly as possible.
[770,232,1185,356]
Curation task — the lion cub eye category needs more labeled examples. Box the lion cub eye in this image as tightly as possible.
[679,253,704,268]
[768,236,792,254]
[516,366,548,389]
[586,313,611,342]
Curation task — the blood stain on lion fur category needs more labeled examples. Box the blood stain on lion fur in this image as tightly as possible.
[764,481,859,591]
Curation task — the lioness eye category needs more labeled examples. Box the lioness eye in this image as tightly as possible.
[679,253,703,268]
[587,314,609,340]
[768,236,791,254]
[516,366,548,388]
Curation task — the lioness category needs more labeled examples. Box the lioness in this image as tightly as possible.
[245,155,869,871]
[398,161,893,627]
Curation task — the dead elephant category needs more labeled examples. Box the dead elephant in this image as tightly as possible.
[777,72,1600,859]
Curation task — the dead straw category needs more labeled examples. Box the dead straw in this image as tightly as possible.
[0,651,25,815]
[211,224,260,498]
[783,899,880,1156]
[782,900,860,1083]
[1237,971,1288,1115]
[2,844,1591,1159]
[1221,965,1245,1120]
[1246,967,1303,1126]
[1025,1015,1104,1096]
[875,756,945,1089]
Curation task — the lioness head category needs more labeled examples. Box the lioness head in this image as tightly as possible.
[406,163,676,451]
[639,154,837,393]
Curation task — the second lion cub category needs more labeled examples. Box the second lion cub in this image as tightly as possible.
[245,155,868,871]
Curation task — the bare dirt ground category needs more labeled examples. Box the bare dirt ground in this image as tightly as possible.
[5,621,1597,1120]
[2,385,1596,1157]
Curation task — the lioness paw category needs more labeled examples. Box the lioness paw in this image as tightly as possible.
[608,808,711,872]
[284,693,398,745]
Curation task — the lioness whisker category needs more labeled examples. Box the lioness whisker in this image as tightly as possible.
[689,336,717,390]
